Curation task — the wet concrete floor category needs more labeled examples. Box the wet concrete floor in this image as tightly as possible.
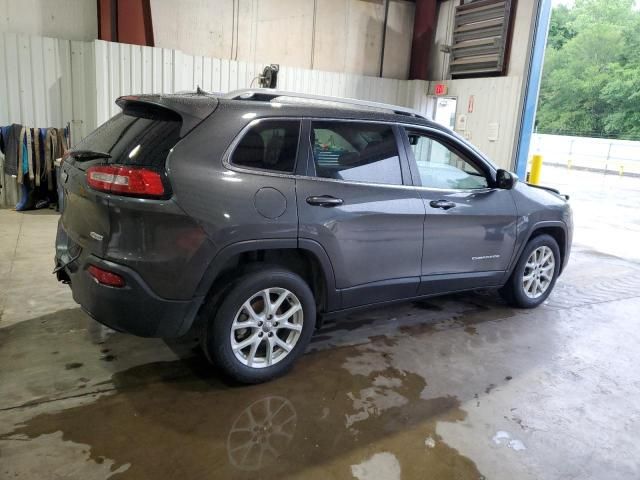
[1,177,640,479]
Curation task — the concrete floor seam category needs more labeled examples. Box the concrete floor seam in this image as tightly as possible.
[0,387,119,414]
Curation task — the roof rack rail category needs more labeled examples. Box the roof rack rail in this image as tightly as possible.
[223,88,427,119]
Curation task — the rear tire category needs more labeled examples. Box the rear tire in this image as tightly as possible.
[500,234,560,308]
[202,267,316,384]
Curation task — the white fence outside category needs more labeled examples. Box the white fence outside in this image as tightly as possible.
[530,133,640,176]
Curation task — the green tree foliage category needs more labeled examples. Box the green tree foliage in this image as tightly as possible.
[537,0,640,139]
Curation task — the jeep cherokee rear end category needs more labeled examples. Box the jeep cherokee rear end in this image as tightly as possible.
[55,93,220,337]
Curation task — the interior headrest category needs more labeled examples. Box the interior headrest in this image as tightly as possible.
[338,151,360,166]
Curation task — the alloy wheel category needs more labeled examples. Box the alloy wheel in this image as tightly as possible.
[522,245,555,299]
[230,288,304,368]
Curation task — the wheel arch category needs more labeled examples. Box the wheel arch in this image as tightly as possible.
[511,221,568,276]
[528,224,566,271]
[194,239,340,314]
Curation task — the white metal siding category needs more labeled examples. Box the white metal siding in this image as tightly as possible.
[428,76,523,169]
[4,34,530,206]
[2,35,416,207]
[0,32,95,207]
[92,40,415,126]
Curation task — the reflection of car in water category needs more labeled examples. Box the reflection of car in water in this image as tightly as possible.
[227,396,297,471]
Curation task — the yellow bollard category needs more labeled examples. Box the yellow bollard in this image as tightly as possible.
[529,154,543,185]
[567,158,572,170]
[619,164,624,176]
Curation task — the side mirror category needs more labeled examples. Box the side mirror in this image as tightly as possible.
[496,169,517,190]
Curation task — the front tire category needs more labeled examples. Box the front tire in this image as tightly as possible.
[500,234,561,308]
[202,267,316,384]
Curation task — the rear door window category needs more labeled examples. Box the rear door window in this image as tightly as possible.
[73,107,182,168]
[231,120,301,173]
[310,121,403,185]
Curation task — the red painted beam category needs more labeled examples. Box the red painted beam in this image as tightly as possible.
[97,0,154,46]
[97,0,116,42]
[409,0,437,80]
[117,0,154,46]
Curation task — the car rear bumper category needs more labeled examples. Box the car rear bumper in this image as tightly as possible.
[55,226,203,338]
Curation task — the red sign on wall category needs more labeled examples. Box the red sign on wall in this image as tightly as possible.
[434,83,447,96]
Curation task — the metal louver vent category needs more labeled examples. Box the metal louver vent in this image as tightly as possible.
[450,0,514,78]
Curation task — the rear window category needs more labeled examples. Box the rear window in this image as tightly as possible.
[230,120,300,173]
[73,108,181,168]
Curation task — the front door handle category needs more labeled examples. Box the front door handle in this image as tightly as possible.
[306,195,344,207]
[429,199,456,210]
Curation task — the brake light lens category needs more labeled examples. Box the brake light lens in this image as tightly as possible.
[87,165,165,197]
[88,265,125,288]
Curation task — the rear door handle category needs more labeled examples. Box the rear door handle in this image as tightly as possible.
[429,199,456,210]
[306,195,344,207]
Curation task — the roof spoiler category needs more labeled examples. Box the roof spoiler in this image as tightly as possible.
[116,93,219,136]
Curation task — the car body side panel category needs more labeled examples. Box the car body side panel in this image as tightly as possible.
[295,118,425,299]
[418,188,518,275]
[168,107,299,253]
[296,179,425,290]
[59,153,215,302]
[103,195,216,300]
[507,182,573,273]
[193,238,342,312]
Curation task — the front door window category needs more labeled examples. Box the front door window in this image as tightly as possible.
[407,132,488,190]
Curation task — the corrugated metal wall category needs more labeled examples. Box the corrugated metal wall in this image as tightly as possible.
[431,76,523,169]
[1,33,524,209]
[93,40,419,124]
[0,32,95,207]
[2,35,425,207]
[1,35,421,207]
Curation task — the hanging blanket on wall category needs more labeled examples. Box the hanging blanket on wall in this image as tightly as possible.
[0,124,22,176]
[1,124,69,210]
[44,128,68,191]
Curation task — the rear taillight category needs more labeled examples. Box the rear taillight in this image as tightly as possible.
[87,165,165,197]
[88,265,125,288]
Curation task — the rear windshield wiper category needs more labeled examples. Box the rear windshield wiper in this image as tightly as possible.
[69,150,112,161]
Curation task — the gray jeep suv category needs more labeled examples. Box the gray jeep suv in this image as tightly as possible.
[55,89,572,383]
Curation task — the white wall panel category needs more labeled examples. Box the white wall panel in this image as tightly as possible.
[149,0,414,80]
[0,32,95,207]
[2,34,522,207]
[92,40,411,126]
[429,76,523,169]
[0,0,97,41]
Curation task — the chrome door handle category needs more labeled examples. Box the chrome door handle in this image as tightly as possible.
[306,195,344,207]
[429,199,456,210]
